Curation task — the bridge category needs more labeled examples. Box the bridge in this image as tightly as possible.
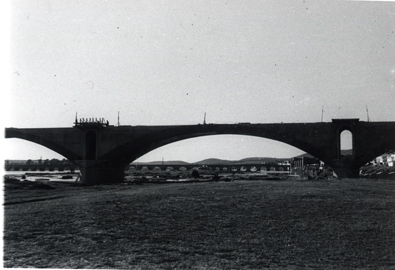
[4,163,79,172]
[5,119,395,184]
[129,163,291,173]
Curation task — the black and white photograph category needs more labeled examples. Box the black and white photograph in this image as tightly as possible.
[2,0,395,269]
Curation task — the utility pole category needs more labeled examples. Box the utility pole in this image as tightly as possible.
[204,112,207,125]
[117,111,120,126]
[366,105,370,122]
[321,106,324,122]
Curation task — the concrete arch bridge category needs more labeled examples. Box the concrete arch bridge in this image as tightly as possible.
[5,119,395,184]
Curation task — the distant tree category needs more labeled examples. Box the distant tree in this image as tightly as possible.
[212,172,220,181]
[49,158,60,165]
[61,158,72,165]
[26,159,33,165]
[191,170,200,179]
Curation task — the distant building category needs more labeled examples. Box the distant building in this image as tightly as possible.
[292,156,320,169]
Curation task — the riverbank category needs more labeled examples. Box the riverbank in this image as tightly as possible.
[3,178,395,269]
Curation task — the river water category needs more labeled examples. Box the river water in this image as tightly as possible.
[4,170,81,182]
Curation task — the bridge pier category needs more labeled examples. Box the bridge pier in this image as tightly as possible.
[79,161,125,185]
[332,167,360,179]
[329,156,361,179]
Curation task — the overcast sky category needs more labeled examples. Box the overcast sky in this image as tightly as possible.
[3,0,395,162]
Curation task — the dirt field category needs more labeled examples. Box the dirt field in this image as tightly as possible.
[3,178,395,269]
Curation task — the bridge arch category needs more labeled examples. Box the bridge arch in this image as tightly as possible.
[5,129,82,160]
[103,124,331,167]
[340,129,353,157]
[333,120,358,159]
[4,138,67,160]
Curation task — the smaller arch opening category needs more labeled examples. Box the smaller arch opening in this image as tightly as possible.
[340,130,353,157]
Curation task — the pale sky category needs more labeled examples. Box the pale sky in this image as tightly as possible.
[2,0,395,162]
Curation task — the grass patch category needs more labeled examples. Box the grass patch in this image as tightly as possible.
[3,179,395,269]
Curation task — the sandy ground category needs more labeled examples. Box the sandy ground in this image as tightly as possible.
[3,178,395,269]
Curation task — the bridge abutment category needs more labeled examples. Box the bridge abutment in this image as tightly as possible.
[328,156,361,179]
[331,167,360,179]
[79,161,125,185]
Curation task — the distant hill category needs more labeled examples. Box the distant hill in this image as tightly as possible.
[6,153,316,167]
[194,158,236,165]
[293,150,353,160]
[131,155,301,166]
[10,152,357,167]
[6,151,355,167]
[293,153,316,159]
[238,157,289,163]
[341,149,353,156]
